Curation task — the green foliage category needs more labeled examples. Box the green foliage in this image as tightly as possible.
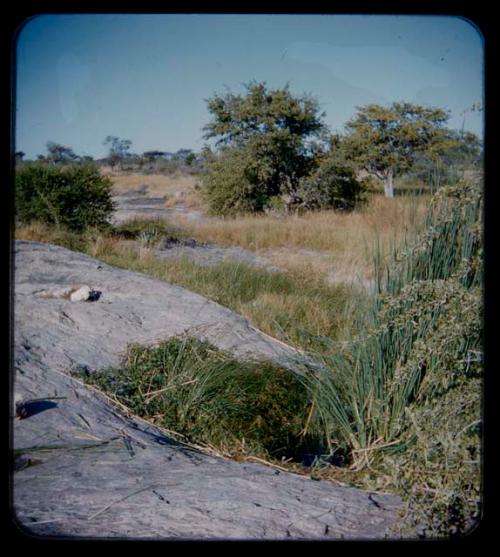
[202,81,335,215]
[381,182,483,293]
[45,141,79,164]
[298,157,365,211]
[203,81,325,147]
[202,145,277,215]
[15,163,114,231]
[340,102,452,196]
[404,130,483,191]
[82,337,314,460]
[301,181,483,536]
[381,377,482,537]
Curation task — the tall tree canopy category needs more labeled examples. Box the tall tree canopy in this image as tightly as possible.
[203,81,325,147]
[45,141,79,164]
[103,136,132,169]
[341,102,451,197]
[202,81,329,214]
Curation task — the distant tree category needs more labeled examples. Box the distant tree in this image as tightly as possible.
[103,136,132,169]
[46,141,79,164]
[143,150,167,162]
[81,155,95,163]
[202,81,328,215]
[341,102,451,197]
[184,152,197,166]
[443,130,482,168]
[15,151,25,161]
[407,129,482,191]
[173,148,193,161]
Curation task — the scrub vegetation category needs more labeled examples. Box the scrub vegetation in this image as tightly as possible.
[14,85,483,538]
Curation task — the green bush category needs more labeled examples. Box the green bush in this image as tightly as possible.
[15,163,114,231]
[203,145,365,215]
[202,146,275,215]
[298,158,365,211]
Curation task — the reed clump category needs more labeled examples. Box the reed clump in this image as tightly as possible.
[300,181,483,537]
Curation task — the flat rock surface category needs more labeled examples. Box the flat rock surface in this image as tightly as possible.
[111,189,204,225]
[111,188,278,271]
[153,241,280,272]
[11,240,406,540]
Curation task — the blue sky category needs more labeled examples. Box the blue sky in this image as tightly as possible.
[15,14,484,160]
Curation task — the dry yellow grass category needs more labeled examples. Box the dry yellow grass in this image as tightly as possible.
[105,172,203,208]
[16,189,428,290]
[171,194,429,285]
[15,192,429,343]
[173,195,428,250]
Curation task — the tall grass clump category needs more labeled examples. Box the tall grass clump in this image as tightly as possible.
[81,337,317,462]
[302,181,483,537]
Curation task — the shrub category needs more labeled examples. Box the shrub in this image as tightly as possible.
[15,163,114,231]
[298,158,365,211]
[111,217,186,246]
[203,145,366,216]
[202,146,275,215]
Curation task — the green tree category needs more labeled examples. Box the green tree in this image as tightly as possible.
[184,152,197,166]
[409,129,482,191]
[341,102,450,197]
[103,136,132,170]
[298,156,365,211]
[202,81,327,215]
[442,130,482,168]
[46,141,79,164]
[143,150,167,162]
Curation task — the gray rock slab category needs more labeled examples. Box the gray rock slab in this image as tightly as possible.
[110,191,205,225]
[153,242,280,272]
[11,240,406,540]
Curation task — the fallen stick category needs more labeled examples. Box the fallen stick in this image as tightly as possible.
[87,483,158,521]
[244,456,289,473]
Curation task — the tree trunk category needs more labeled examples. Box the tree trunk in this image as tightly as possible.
[384,170,395,198]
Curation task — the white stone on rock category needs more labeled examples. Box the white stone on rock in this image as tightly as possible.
[70,285,92,302]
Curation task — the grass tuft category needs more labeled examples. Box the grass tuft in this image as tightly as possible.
[80,337,320,463]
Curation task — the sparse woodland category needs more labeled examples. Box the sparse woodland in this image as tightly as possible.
[14,83,483,538]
